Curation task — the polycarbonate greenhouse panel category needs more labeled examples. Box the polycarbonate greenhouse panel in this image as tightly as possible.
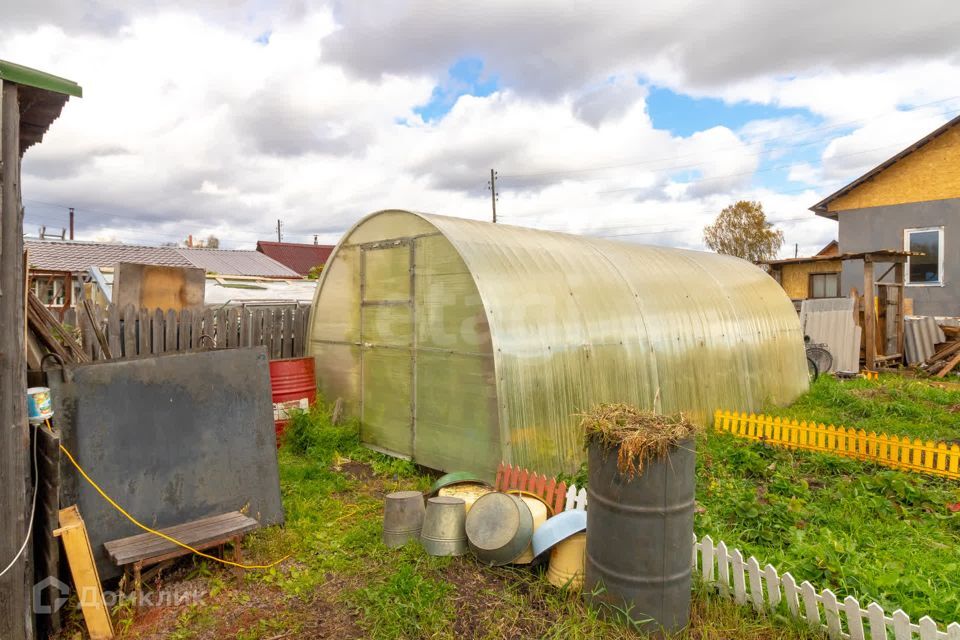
[308,210,808,477]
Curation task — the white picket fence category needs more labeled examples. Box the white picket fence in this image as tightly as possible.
[561,484,959,640]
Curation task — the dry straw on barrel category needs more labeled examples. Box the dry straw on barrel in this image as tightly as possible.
[580,403,700,478]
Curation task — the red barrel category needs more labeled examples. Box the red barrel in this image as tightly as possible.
[268,357,317,446]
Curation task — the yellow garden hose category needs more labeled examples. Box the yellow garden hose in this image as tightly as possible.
[49,420,288,570]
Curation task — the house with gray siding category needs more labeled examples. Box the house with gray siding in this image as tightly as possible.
[811,114,960,317]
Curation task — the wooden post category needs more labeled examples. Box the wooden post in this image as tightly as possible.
[0,79,32,640]
[894,261,905,361]
[863,256,875,371]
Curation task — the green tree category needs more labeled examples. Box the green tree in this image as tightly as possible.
[703,200,784,262]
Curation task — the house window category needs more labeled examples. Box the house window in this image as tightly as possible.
[809,272,840,298]
[905,227,944,285]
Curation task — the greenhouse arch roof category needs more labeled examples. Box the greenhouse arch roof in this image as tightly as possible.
[309,210,807,476]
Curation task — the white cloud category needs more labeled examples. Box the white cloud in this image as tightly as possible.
[2,1,959,256]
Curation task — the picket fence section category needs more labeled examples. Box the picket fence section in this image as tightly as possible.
[714,409,960,480]
[64,303,311,361]
[550,480,958,640]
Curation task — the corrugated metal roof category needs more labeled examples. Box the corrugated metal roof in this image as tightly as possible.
[255,241,334,275]
[25,239,192,272]
[26,239,300,278]
[176,248,299,278]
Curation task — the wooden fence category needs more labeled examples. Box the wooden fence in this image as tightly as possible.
[548,480,959,640]
[63,304,312,361]
[714,409,960,480]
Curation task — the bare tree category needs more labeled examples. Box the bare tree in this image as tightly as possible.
[703,200,784,262]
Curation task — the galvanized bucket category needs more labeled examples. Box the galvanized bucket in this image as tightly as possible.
[383,490,426,548]
[420,496,467,556]
[465,492,533,566]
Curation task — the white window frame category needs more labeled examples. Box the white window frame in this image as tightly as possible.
[904,226,944,287]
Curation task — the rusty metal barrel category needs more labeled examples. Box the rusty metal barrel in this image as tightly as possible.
[584,438,696,634]
[268,356,317,445]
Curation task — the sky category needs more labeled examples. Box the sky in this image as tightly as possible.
[3,1,960,257]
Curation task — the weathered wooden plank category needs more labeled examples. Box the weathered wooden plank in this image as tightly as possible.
[138,307,151,356]
[253,308,264,347]
[107,304,121,358]
[191,307,202,350]
[239,307,250,347]
[122,305,137,359]
[105,512,258,565]
[281,307,293,358]
[197,309,217,349]
[165,309,177,353]
[226,308,239,348]
[214,308,227,349]
[179,309,192,352]
[271,308,282,358]
[152,308,164,354]
[78,298,97,360]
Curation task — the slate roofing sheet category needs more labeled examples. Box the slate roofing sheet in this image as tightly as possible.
[25,239,191,271]
[177,248,298,278]
[26,239,300,278]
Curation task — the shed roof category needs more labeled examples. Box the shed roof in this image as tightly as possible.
[255,241,334,275]
[309,210,808,476]
[1,60,82,154]
[26,239,300,278]
[177,248,299,278]
[26,239,192,272]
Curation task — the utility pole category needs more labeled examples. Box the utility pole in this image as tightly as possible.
[277,219,282,242]
[313,234,318,245]
[795,243,798,258]
[68,207,74,240]
[488,169,498,223]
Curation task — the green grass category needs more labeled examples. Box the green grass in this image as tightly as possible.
[218,403,825,640]
[767,374,960,441]
[698,374,960,625]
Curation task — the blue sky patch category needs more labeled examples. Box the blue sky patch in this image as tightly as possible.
[255,31,271,45]
[645,86,810,137]
[414,58,498,122]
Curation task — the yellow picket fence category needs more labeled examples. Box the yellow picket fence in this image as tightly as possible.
[713,410,960,480]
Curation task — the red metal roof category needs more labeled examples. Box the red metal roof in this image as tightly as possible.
[256,241,334,276]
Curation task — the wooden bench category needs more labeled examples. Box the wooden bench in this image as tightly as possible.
[103,511,260,604]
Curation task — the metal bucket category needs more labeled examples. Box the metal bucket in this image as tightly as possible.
[437,483,493,513]
[585,438,696,634]
[383,490,426,548]
[420,496,467,556]
[547,532,586,589]
[26,387,53,424]
[465,492,533,566]
[268,356,317,446]
[511,495,549,564]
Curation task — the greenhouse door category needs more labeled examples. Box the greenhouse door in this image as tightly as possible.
[359,242,414,457]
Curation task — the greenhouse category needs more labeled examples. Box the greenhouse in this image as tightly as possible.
[307,210,808,478]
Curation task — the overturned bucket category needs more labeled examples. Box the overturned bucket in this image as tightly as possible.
[420,496,467,556]
[383,490,426,548]
[465,492,533,566]
[510,494,550,565]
